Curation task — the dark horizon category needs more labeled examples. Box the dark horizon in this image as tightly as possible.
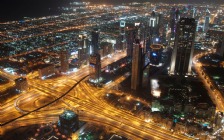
[0,0,221,22]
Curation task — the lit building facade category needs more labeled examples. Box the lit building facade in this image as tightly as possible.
[204,9,210,32]
[150,44,163,65]
[60,50,69,73]
[38,64,55,79]
[89,53,101,83]
[91,28,99,54]
[58,110,79,135]
[131,39,144,90]
[126,27,138,56]
[170,18,196,75]
[216,39,224,57]
[78,34,88,65]
[170,8,180,39]
[14,77,28,92]
[117,20,127,52]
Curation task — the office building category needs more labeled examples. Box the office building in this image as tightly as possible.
[91,28,99,54]
[117,20,127,52]
[142,65,150,88]
[14,77,28,92]
[78,34,88,65]
[58,110,79,135]
[192,7,196,18]
[38,64,55,79]
[126,27,138,56]
[149,17,157,28]
[216,39,224,57]
[131,39,144,90]
[149,11,164,35]
[170,8,180,38]
[170,18,196,75]
[204,8,210,32]
[137,22,149,53]
[150,44,163,65]
[89,53,101,83]
[60,50,69,73]
[120,20,126,49]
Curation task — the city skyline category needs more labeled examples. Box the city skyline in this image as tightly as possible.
[0,1,224,139]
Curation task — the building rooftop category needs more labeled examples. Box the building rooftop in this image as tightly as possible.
[60,110,77,120]
[150,44,163,50]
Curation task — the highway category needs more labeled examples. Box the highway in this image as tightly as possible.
[0,52,126,124]
[193,52,224,112]
[0,51,191,139]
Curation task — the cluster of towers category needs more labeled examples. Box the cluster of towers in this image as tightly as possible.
[130,10,198,90]
[169,18,196,75]
[59,8,199,89]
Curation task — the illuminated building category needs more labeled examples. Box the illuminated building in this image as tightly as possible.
[170,18,196,75]
[131,39,144,90]
[149,17,156,28]
[117,20,127,52]
[142,65,150,88]
[91,28,99,54]
[137,22,149,53]
[149,11,159,36]
[216,39,224,57]
[192,7,196,18]
[120,20,127,51]
[126,28,138,56]
[204,8,210,32]
[89,53,101,83]
[58,110,79,135]
[170,8,180,38]
[78,34,88,65]
[14,77,28,92]
[150,44,163,65]
[38,64,55,79]
[100,42,113,57]
[60,50,69,73]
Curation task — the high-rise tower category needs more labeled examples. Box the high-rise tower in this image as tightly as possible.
[170,18,196,75]
[60,50,69,73]
[131,39,144,90]
[117,20,127,51]
[170,8,180,38]
[89,53,101,84]
[204,8,210,32]
[78,34,88,66]
[91,28,99,54]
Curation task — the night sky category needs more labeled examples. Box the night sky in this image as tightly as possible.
[0,0,222,22]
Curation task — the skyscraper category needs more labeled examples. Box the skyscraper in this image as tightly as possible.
[170,18,196,75]
[58,110,79,135]
[15,77,28,92]
[60,50,69,73]
[131,39,144,90]
[119,20,127,51]
[216,39,224,57]
[126,24,140,56]
[78,34,88,66]
[192,7,196,18]
[89,53,101,84]
[91,28,99,54]
[150,44,163,65]
[204,8,210,32]
[170,8,180,38]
